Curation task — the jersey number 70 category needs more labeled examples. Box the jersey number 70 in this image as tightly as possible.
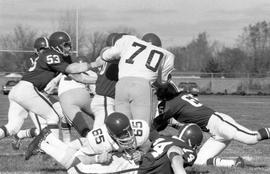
[125,42,164,72]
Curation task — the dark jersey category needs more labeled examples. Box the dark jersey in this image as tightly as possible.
[138,134,196,174]
[95,60,119,98]
[21,48,70,91]
[160,92,215,132]
[23,53,39,72]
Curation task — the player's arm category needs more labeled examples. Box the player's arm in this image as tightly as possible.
[100,40,123,62]
[160,53,175,82]
[75,152,112,165]
[65,57,106,74]
[167,146,187,174]
[68,70,98,84]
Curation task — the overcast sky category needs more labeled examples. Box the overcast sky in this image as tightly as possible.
[1,0,270,47]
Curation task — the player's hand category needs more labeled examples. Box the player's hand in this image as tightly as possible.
[132,150,144,163]
[95,152,112,164]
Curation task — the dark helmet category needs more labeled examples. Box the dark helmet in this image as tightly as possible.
[106,33,120,47]
[49,31,72,55]
[105,112,136,150]
[177,123,203,149]
[142,33,162,47]
[155,80,180,101]
[34,37,49,53]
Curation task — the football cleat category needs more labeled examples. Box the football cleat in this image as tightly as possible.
[11,135,22,150]
[234,156,245,168]
[25,127,51,160]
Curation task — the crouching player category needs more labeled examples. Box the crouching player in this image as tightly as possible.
[68,123,203,174]
[25,112,151,169]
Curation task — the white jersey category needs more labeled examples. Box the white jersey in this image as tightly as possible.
[102,35,175,82]
[43,73,62,95]
[57,75,85,96]
[82,119,150,154]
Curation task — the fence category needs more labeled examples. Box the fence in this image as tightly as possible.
[1,71,270,95]
[171,72,270,95]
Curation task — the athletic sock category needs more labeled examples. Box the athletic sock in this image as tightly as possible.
[61,122,71,143]
[16,128,37,139]
[207,157,239,167]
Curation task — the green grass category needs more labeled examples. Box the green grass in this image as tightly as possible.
[0,95,270,173]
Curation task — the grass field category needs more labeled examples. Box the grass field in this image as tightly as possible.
[0,94,270,173]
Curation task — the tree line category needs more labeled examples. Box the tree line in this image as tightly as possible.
[1,12,270,77]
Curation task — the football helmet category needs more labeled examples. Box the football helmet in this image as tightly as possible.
[105,112,136,150]
[142,33,162,47]
[155,80,180,101]
[176,123,203,149]
[34,37,49,53]
[106,33,120,47]
[49,31,72,56]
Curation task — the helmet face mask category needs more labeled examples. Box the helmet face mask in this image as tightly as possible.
[105,112,137,151]
[109,126,137,150]
[58,41,72,56]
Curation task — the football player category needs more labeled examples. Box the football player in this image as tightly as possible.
[153,80,270,167]
[0,31,98,141]
[66,123,203,174]
[11,37,51,149]
[25,112,150,168]
[100,33,175,126]
[90,33,120,128]
[57,55,98,137]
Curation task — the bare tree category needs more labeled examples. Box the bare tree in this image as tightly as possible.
[85,31,107,62]
[0,25,37,72]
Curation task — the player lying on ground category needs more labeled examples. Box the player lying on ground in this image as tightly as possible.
[25,112,151,168]
[67,123,203,174]
[152,80,270,167]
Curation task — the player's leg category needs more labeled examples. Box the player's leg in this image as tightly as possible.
[59,88,94,137]
[194,137,232,166]
[51,101,72,143]
[129,79,157,125]
[0,99,28,139]
[214,112,262,144]
[198,112,258,167]
[91,94,115,128]
[13,81,60,138]
[26,127,79,167]
[68,155,138,174]
[11,111,47,150]
[114,79,132,118]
